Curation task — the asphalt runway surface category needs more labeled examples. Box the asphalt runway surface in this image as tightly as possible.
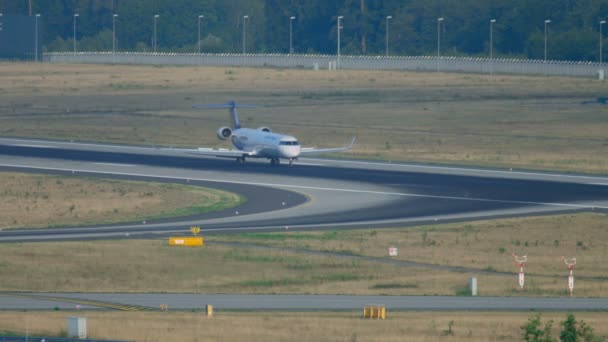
[1,137,608,242]
[1,137,608,311]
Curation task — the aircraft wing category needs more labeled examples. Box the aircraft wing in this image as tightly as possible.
[299,137,356,155]
[159,147,257,158]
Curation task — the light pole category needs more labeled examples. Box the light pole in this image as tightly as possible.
[289,16,296,55]
[35,13,40,62]
[198,15,204,54]
[600,20,606,64]
[154,14,159,53]
[289,16,296,68]
[385,15,392,57]
[437,17,444,72]
[112,14,118,63]
[242,15,248,54]
[337,15,343,70]
[112,14,118,54]
[490,19,496,74]
[73,13,79,53]
[544,19,551,62]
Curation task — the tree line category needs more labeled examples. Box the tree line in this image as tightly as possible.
[2,0,608,61]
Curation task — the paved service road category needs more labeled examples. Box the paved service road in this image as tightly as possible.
[2,293,607,311]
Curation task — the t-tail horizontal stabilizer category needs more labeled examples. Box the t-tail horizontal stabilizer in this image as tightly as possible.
[192,101,259,130]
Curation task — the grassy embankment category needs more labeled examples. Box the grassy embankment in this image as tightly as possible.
[2,213,607,297]
[0,311,606,342]
[0,63,607,173]
[0,172,242,229]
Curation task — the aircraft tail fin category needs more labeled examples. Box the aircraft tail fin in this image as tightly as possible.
[192,101,258,130]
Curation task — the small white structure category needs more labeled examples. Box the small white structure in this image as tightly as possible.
[67,317,87,339]
[598,69,604,80]
[388,247,398,256]
[469,277,478,296]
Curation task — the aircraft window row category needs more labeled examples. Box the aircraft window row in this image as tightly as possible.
[279,141,299,146]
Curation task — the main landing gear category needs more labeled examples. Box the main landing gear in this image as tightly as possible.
[269,158,281,166]
[269,158,295,167]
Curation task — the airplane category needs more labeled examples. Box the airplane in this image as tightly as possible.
[178,101,355,166]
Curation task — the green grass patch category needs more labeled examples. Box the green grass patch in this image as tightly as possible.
[238,278,308,287]
[108,82,146,90]
[238,273,363,287]
[222,250,301,263]
[235,230,339,241]
[370,283,419,289]
[454,286,473,296]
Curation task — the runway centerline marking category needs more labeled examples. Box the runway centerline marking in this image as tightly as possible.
[0,162,605,211]
[301,158,608,183]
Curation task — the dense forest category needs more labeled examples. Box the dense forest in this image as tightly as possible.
[2,0,608,61]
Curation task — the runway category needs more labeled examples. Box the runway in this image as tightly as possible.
[2,293,607,311]
[1,137,608,242]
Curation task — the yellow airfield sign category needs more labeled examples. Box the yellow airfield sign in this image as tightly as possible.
[169,236,204,247]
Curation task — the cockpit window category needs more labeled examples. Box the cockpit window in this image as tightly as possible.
[279,141,299,146]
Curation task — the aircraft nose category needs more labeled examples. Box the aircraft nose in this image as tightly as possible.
[280,146,300,158]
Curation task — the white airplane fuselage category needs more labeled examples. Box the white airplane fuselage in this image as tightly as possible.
[193,101,353,166]
[230,128,301,160]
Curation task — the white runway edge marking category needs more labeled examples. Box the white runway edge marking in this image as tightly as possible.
[301,158,608,183]
[295,162,325,166]
[11,144,51,148]
[93,162,136,167]
[0,162,606,210]
[5,139,156,152]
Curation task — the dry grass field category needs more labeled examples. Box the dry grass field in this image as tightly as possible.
[0,311,606,342]
[217,213,608,277]
[216,213,608,296]
[0,172,242,229]
[0,238,462,295]
[1,213,607,296]
[0,63,607,173]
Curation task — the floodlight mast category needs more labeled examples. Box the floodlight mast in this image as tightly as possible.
[73,13,79,53]
[337,15,343,70]
[385,15,392,57]
[437,17,444,72]
[600,20,606,64]
[198,15,204,54]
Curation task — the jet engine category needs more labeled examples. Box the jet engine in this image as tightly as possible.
[257,127,272,133]
[216,126,232,140]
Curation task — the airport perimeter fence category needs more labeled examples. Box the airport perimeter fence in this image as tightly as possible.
[45,52,606,78]
[0,337,133,342]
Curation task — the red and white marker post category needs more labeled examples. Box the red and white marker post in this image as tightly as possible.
[513,253,527,290]
[562,256,576,296]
